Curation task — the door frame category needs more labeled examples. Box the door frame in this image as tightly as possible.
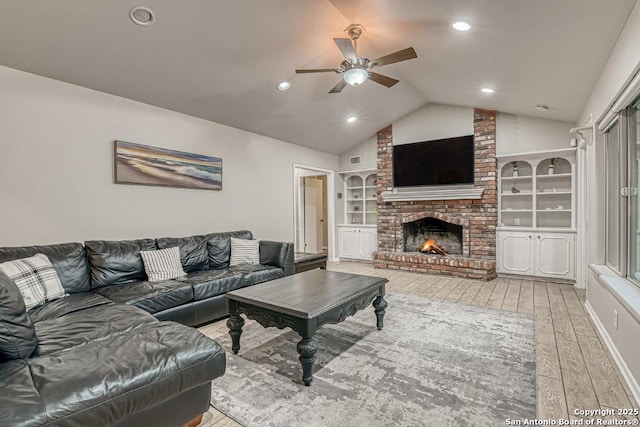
[293,164,336,262]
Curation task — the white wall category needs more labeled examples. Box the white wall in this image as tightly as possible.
[392,103,473,146]
[0,66,338,246]
[496,113,574,156]
[338,136,377,172]
[578,0,640,404]
[578,2,640,125]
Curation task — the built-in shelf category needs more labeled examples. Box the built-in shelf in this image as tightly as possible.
[536,173,572,178]
[502,209,532,213]
[380,187,484,202]
[501,192,533,196]
[501,176,533,181]
[537,209,571,212]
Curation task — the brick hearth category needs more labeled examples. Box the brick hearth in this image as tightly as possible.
[373,108,498,280]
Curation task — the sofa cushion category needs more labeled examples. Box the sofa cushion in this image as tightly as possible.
[0,253,68,310]
[0,242,90,293]
[156,235,208,273]
[228,264,286,286]
[27,292,113,323]
[33,297,157,357]
[206,230,253,269]
[0,272,38,361]
[140,247,187,282]
[182,269,244,300]
[85,239,157,288]
[0,322,226,427]
[93,279,193,314]
[230,237,260,266]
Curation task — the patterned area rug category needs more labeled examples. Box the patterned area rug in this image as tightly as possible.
[209,293,536,427]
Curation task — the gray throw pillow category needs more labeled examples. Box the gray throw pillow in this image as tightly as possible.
[0,272,38,361]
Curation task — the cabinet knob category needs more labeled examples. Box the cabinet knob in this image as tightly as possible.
[528,235,532,239]
[537,235,541,239]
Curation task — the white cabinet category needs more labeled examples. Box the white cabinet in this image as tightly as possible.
[498,148,576,229]
[497,230,575,280]
[338,168,378,261]
[498,231,535,275]
[339,226,377,260]
[339,169,377,226]
[534,233,575,279]
[497,148,577,281]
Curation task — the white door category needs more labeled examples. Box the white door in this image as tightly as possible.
[534,233,575,279]
[358,228,377,260]
[303,177,324,253]
[497,231,534,274]
[339,228,357,258]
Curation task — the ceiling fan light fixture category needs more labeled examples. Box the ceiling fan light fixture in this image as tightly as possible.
[343,67,369,86]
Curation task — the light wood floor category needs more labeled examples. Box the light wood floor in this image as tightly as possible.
[198,262,638,426]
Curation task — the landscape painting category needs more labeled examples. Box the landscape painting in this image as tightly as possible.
[114,140,222,190]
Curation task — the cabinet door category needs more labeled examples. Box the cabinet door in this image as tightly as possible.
[497,231,534,274]
[339,228,357,258]
[357,228,377,260]
[534,233,575,279]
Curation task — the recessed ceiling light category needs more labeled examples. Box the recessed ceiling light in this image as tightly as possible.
[481,87,495,94]
[276,81,290,91]
[347,115,357,123]
[129,6,155,26]
[535,104,549,111]
[452,21,471,32]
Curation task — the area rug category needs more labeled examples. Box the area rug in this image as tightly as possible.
[208,293,536,427]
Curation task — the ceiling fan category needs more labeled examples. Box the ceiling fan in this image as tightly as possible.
[296,24,417,94]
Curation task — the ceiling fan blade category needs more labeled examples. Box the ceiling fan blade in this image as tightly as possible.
[369,47,417,68]
[296,68,338,73]
[333,38,357,62]
[329,79,348,94]
[368,72,399,88]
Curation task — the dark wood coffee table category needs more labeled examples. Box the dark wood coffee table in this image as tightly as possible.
[225,269,388,386]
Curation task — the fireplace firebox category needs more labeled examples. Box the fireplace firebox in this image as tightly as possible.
[403,217,463,255]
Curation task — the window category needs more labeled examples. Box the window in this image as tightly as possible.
[630,103,640,284]
[606,120,621,272]
[605,99,640,286]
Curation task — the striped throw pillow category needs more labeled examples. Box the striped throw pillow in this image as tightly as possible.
[140,246,187,282]
[229,237,260,266]
[0,253,68,310]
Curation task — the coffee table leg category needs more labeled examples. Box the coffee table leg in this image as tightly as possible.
[373,295,388,330]
[296,336,318,386]
[227,313,245,355]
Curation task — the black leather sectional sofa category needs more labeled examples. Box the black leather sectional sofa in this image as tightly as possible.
[0,230,294,426]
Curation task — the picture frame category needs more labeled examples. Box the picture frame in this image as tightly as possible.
[114,140,222,191]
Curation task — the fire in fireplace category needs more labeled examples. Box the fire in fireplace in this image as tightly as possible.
[419,239,448,255]
[403,217,463,255]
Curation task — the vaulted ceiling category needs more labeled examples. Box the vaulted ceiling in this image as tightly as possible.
[0,0,635,154]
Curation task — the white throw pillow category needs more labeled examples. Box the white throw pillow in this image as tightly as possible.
[229,237,260,266]
[140,246,187,282]
[0,253,68,310]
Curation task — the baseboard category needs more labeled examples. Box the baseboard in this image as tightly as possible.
[585,301,640,405]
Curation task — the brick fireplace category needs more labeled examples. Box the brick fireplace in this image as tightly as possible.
[373,108,497,280]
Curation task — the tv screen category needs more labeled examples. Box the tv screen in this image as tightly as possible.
[393,135,474,187]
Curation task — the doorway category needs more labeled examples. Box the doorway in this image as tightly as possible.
[293,164,335,260]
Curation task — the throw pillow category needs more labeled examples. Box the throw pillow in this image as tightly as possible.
[140,246,187,282]
[0,272,38,361]
[229,237,260,266]
[0,253,68,310]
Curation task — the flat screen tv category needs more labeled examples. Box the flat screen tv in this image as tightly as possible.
[393,135,474,187]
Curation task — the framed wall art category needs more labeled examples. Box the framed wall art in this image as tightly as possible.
[114,140,222,190]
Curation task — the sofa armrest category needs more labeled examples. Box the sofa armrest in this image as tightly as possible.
[259,241,294,276]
